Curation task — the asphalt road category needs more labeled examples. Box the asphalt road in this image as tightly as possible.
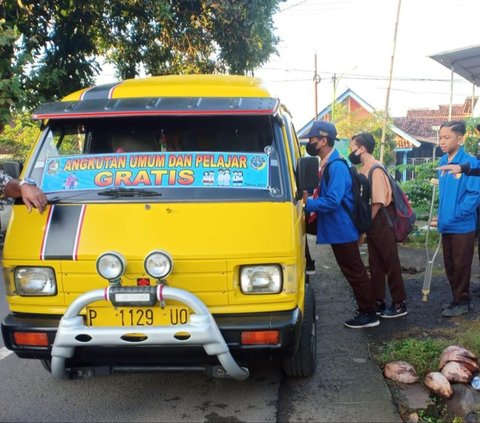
[0,240,400,423]
[0,250,281,423]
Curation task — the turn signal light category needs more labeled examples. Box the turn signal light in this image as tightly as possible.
[241,331,280,345]
[13,332,49,347]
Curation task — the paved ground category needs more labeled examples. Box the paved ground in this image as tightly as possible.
[282,235,480,422]
[279,237,401,422]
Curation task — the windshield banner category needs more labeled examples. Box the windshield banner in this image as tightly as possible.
[41,152,270,192]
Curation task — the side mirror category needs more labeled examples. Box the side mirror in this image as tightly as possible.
[295,156,319,199]
[3,160,23,179]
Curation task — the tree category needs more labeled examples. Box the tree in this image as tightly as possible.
[332,103,397,166]
[1,0,285,124]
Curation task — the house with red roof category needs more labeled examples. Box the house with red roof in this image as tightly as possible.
[298,88,420,181]
[298,89,478,181]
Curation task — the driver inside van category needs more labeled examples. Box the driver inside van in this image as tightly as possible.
[111,130,160,153]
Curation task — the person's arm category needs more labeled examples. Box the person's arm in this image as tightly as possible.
[4,179,48,213]
[456,163,480,218]
[305,162,348,213]
[369,167,390,219]
[371,203,382,219]
[437,162,480,176]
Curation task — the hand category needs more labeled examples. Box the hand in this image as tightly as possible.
[20,185,48,213]
[436,164,461,174]
[430,216,438,228]
[358,233,367,244]
[302,191,308,204]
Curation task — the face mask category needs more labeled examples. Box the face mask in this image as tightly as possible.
[348,149,362,165]
[306,141,319,156]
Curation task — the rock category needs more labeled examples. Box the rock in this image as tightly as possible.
[424,372,453,398]
[441,361,474,383]
[446,384,480,418]
[446,357,479,374]
[440,346,477,366]
[396,383,433,410]
[405,412,419,423]
[439,351,479,373]
[384,361,419,384]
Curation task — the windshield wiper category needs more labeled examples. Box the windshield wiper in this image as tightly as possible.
[47,191,91,203]
[97,187,162,198]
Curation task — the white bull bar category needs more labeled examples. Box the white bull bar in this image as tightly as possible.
[51,286,249,380]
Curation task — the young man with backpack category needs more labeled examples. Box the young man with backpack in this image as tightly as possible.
[349,132,408,318]
[302,121,379,329]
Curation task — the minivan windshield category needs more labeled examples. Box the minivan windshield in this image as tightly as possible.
[28,115,287,202]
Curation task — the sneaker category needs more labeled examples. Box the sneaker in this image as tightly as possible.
[442,301,472,311]
[442,302,470,317]
[344,312,380,329]
[306,259,316,275]
[375,300,386,316]
[441,301,455,310]
[380,301,408,319]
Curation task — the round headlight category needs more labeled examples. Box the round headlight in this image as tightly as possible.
[96,251,126,280]
[144,250,173,279]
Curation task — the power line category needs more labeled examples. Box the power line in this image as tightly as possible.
[280,0,355,12]
[259,73,470,84]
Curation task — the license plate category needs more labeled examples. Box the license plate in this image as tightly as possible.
[86,306,190,327]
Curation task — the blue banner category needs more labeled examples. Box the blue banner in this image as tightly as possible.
[41,152,270,192]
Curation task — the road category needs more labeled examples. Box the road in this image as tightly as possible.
[0,252,283,422]
[0,240,399,422]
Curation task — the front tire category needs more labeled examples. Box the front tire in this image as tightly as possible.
[40,359,52,373]
[282,284,316,377]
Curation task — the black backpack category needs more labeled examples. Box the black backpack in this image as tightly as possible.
[324,158,372,233]
[368,164,416,243]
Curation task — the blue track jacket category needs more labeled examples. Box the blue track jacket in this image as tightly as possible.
[437,147,480,234]
[305,149,359,244]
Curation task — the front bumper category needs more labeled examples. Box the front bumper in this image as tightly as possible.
[2,287,302,379]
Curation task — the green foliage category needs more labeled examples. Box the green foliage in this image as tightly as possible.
[333,104,396,166]
[0,18,26,126]
[1,0,285,124]
[375,338,447,378]
[406,227,440,249]
[463,117,480,156]
[0,113,40,161]
[397,161,438,221]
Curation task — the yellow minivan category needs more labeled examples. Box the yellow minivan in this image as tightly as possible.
[1,75,318,380]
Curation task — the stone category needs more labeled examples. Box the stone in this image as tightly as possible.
[396,383,433,410]
[446,384,480,418]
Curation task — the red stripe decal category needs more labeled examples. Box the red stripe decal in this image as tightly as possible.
[72,205,86,261]
[33,109,275,119]
[108,83,122,99]
[80,87,92,101]
[40,205,55,260]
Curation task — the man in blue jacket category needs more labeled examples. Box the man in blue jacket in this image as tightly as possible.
[437,120,480,317]
[302,121,378,328]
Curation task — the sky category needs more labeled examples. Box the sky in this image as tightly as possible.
[254,0,480,128]
[95,0,480,130]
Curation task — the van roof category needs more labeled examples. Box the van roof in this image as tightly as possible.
[33,75,279,120]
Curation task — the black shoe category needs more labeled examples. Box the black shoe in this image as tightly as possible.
[442,302,470,317]
[344,312,380,329]
[380,301,407,319]
[442,301,471,311]
[306,259,316,275]
[375,300,386,316]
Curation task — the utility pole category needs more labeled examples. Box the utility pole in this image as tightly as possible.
[313,52,321,121]
[332,73,337,123]
[380,0,402,163]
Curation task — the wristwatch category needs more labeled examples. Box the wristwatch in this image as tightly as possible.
[19,177,37,187]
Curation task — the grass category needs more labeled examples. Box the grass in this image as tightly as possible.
[372,320,480,378]
[405,227,441,249]
[372,322,480,423]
